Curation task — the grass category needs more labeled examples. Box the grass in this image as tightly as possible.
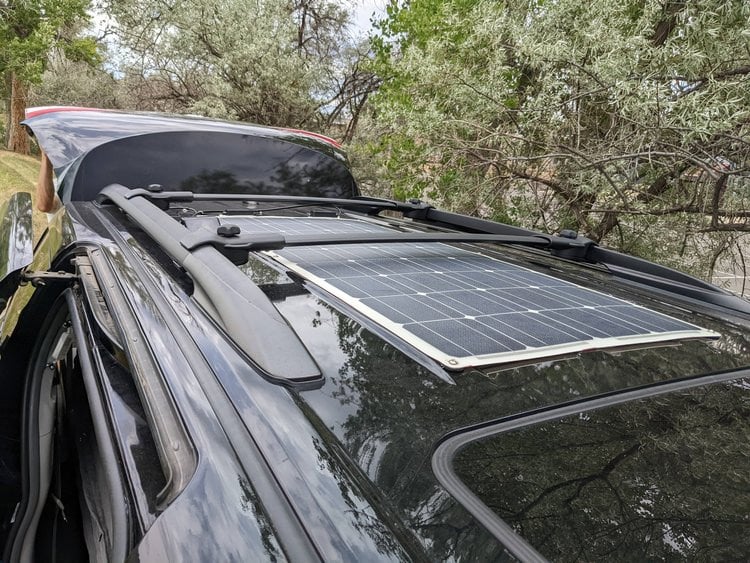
[0,149,49,240]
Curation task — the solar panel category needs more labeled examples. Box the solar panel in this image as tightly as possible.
[185,216,718,369]
[183,216,390,236]
[268,240,718,370]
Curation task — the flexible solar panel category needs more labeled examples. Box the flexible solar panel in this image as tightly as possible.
[183,216,391,236]
[186,216,718,369]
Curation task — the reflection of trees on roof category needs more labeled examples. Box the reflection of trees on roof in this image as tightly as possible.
[306,435,412,559]
[296,296,750,559]
[236,475,284,560]
[454,380,750,560]
[319,311,504,560]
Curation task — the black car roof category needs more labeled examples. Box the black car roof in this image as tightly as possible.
[22,106,347,172]
[16,182,748,560]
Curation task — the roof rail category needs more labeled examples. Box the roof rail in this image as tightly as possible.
[98,185,750,318]
[97,184,321,385]
[96,189,597,254]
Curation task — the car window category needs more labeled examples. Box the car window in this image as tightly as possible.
[450,378,750,561]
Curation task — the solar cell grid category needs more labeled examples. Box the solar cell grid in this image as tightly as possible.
[271,239,717,369]
[183,216,392,237]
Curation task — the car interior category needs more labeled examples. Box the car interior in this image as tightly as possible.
[1,285,139,563]
[1,293,87,562]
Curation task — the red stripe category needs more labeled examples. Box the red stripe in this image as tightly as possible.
[25,106,107,119]
[281,127,342,148]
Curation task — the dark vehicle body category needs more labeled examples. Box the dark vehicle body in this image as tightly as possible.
[0,108,749,562]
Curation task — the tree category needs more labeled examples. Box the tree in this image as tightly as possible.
[317,38,381,142]
[0,0,98,153]
[107,0,362,131]
[359,0,750,277]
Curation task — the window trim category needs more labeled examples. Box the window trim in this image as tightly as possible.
[66,289,131,561]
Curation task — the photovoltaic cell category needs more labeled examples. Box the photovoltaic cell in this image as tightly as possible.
[187,216,718,369]
[183,216,391,237]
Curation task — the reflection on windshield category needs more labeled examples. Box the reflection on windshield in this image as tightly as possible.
[453,380,750,561]
[180,157,352,198]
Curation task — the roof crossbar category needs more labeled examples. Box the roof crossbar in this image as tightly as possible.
[97,184,322,385]
[119,187,433,215]
[179,227,587,255]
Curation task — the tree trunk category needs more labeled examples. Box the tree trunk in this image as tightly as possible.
[6,72,30,155]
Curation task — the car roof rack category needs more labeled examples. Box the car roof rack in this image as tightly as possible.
[179,226,587,254]
[107,188,598,253]
[117,187,429,215]
[102,186,750,318]
[97,184,322,386]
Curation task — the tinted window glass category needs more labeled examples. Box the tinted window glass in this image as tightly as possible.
[453,379,750,561]
[64,131,357,201]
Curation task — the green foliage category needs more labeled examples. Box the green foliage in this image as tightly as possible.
[30,56,118,108]
[62,36,100,64]
[356,0,750,276]
[1,0,100,153]
[0,0,97,83]
[107,0,353,128]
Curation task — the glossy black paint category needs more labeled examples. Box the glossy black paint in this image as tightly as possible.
[230,244,750,560]
[2,192,750,561]
[89,233,289,562]
[278,288,750,560]
[139,203,750,559]
[98,207,415,561]
[0,192,33,312]
[0,205,291,560]
[450,374,750,561]
[0,205,77,347]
